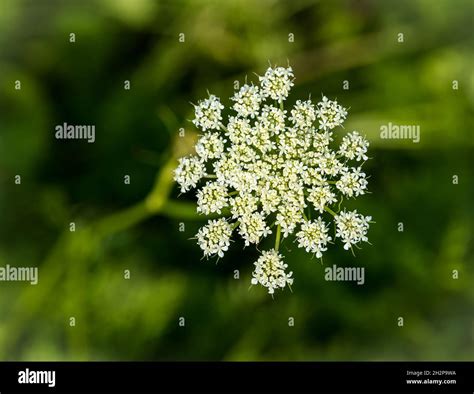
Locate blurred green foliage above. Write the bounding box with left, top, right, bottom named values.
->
left=0, top=0, right=473, bottom=360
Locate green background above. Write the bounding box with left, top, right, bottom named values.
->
left=0, top=0, right=473, bottom=360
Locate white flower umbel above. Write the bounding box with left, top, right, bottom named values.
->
left=335, top=210, right=371, bottom=251
left=316, top=95, right=348, bottom=130
left=336, top=167, right=368, bottom=198
left=196, top=218, right=232, bottom=258
left=259, top=105, right=286, bottom=135
left=290, top=100, right=317, bottom=129
left=229, top=192, right=258, bottom=219
left=339, top=131, right=369, bottom=161
left=195, top=132, right=226, bottom=161
left=192, top=94, right=224, bottom=131
left=173, top=155, right=206, bottom=193
left=307, top=185, right=337, bottom=213
left=231, top=84, right=262, bottom=118
left=251, top=249, right=293, bottom=295
left=238, top=212, right=271, bottom=246
left=196, top=182, right=228, bottom=215
left=259, top=66, right=294, bottom=102
left=175, top=64, right=373, bottom=295
left=296, top=218, right=332, bottom=258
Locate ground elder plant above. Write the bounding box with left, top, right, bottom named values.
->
left=174, top=64, right=372, bottom=295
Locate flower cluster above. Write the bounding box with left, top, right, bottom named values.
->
left=174, top=64, right=372, bottom=295
left=251, top=250, right=293, bottom=294
left=335, top=210, right=371, bottom=251
left=196, top=218, right=232, bottom=258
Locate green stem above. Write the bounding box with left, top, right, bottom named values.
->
left=145, top=158, right=176, bottom=213
left=161, top=201, right=228, bottom=220
left=337, top=195, right=344, bottom=212
left=302, top=210, right=308, bottom=221
left=274, top=224, right=282, bottom=251
left=324, top=206, right=337, bottom=217
left=95, top=202, right=150, bottom=236
left=205, top=174, right=217, bottom=179
left=4, top=154, right=179, bottom=357
left=219, top=123, right=229, bottom=133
